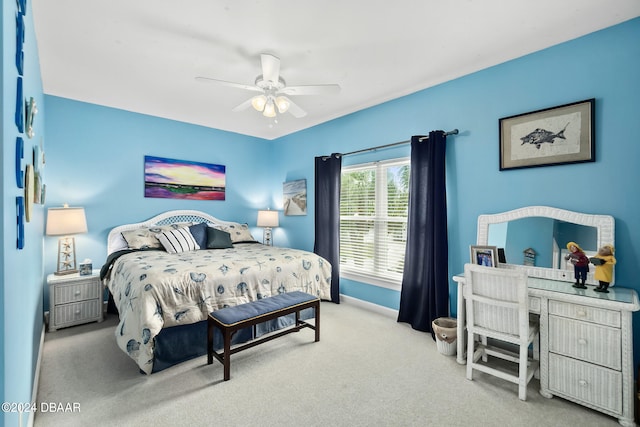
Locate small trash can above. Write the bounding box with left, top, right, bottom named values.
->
left=432, top=317, right=457, bottom=356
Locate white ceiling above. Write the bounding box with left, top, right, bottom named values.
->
left=32, top=1, right=640, bottom=140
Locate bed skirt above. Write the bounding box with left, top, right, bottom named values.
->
left=151, top=308, right=315, bottom=373
left=109, top=291, right=315, bottom=373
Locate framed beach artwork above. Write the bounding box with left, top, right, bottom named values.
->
left=283, top=179, right=307, bottom=216
left=144, top=155, right=226, bottom=200
left=499, top=99, right=595, bottom=170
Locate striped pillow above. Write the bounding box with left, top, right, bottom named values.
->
left=156, top=227, right=200, bottom=253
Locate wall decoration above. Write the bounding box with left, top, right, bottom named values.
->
left=15, top=10, right=25, bottom=75
left=144, top=155, right=226, bottom=200
left=283, top=179, right=307, bottom=216
left=16, top=196, right=25, bottom=250
left=17, top=0, right=27, bottom=16
left=25, top=97, right=37, bottom=138
left=499, top=98, right=595, bottom=170
left=40, top=184, right=46, bottom=204
left=33, top=144, right=45, bottom=204
left=33, top=144, right=42, bottom=172
left=24, top=164, right=34, bottom=222
left=470, top=245, right=498, bottom=267
left=15, top=137, right=24, bottom=188
left=34, top=172, right=42, bottom=204
left=15, top=76, right=24, bottom=132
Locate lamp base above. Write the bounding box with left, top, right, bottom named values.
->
left=263, top=227, right=273, bottom=246
left=55, top=236, right=78, bottom=275
left=54, top=269, right=78, bottom=276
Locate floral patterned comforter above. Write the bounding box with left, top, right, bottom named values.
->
left=104, top=243, right=332, bottom=373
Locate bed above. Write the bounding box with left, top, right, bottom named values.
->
left=101, top=210, right=332, bottom=374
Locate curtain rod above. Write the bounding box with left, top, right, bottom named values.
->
left=329, top=129, right=459, bottom=159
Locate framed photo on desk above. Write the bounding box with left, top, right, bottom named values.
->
left=470, top=245, right=498, bottom=267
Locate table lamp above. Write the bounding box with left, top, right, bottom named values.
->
left=257, top=209, right=279, bottom=246
left=46, top=205, right=88, bottom=275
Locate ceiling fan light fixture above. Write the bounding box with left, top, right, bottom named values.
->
left=251, top=95, right=267, bottom=112
left=275, top=96, right=290, bottom=114
left=198, top=54, right=338, bottom=120
left=263, top=99, right=277, bottom=117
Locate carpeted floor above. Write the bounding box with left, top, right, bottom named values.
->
left=34, top=301, right=620, bottom=427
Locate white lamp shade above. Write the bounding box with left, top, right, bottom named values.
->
left=257, top=210, right=279, bottom=228
left=251, top=95, right=267, bottom=112
left=275, top=96, right=290, bottom=113
left=262, top=100, right=277, bottom=118
left=46, top=207, right=88, bottom=235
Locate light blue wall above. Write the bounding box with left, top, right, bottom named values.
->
left=2, top=0, right=46, bottom=426
left=2, top=13, right=640, bottom=423
left=273, top=18, right=640, bottom=321
left=42, top=97, right=275, bottom=307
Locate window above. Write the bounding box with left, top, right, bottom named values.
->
left=340, top=158, right=410, bottom=288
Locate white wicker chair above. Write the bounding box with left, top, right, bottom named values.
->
left=464, top=263, right=540, bottom=401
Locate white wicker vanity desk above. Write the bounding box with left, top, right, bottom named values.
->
left=453, top=274, right=639, bottom=426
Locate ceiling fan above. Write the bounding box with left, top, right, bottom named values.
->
left=196, top=53, right=340, bottom=118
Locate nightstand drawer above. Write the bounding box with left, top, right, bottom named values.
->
left=549, top=300, right=620, bottom=327
left=549, top=353, right=622, bottom=415
left=53, top=280, right=100, bottom=305
left=549, top=315, right=621, bottom=369
left=53, top=299, right=102, bottom=326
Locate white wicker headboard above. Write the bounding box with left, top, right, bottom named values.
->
left=107, top=210, right=241, bottom=255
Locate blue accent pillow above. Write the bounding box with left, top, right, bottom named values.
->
left=188, top=222, right=208, bottom=248
left=206, top=227, right=233, bottom=249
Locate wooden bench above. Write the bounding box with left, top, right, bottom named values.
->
left=207, top=291, right=320, bottom=381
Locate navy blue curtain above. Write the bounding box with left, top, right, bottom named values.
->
left=314, top=154, right=341, bottom=303
left=397, top=131, right=449, bottom=334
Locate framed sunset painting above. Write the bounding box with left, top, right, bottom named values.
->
left=144, top=155, right=225, bottom=200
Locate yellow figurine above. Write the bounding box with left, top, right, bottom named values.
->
left=590, top=244, right=616, bottom=293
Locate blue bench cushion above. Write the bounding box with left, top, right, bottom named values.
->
left=211, top=291, right=319, bottom=327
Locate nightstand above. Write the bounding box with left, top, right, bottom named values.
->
left=47, top=270, right=103, bottom=331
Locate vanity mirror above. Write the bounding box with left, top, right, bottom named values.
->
left=476, top=206, right=614, bottom=285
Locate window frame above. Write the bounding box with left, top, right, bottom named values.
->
left=339, top=157, right=410, bottom=290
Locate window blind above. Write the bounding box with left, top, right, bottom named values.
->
left=340, top=158, right=409, bottom=284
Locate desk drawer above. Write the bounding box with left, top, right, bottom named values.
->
left=549, top=315, right=621, bottom=369
left=53, top=280, right=100, bottom=305
left=549, top=300, right=620, bottom=328
left=549, top=353, right=622, bottom=415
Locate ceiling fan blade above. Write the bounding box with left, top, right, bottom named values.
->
left=261, top=53, right=280, bottom=84
left=231, top=98, right=253, bottom=112
left=195, top=76, right=262, bottom=93
left=280, top=84, right=341, bottom=96
left=283, top=97, right=307, bottom=118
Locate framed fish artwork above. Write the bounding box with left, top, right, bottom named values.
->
left=499, top=98, right=595, bottom=170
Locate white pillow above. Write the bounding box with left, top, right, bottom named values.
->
left=216, top=222, right=258, bottom=243
left=121, top=223, right=193, bottom=249
left=156, top=227, right=200, bottom=254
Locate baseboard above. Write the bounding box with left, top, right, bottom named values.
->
left=24, top=323, right=45, bottom=427
left=339, top=294, right=398, bottom=319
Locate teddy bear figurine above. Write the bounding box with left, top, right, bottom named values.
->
left=590, top=244, right=616, bottom=293
left=565, top=241, right=589, bottom=289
